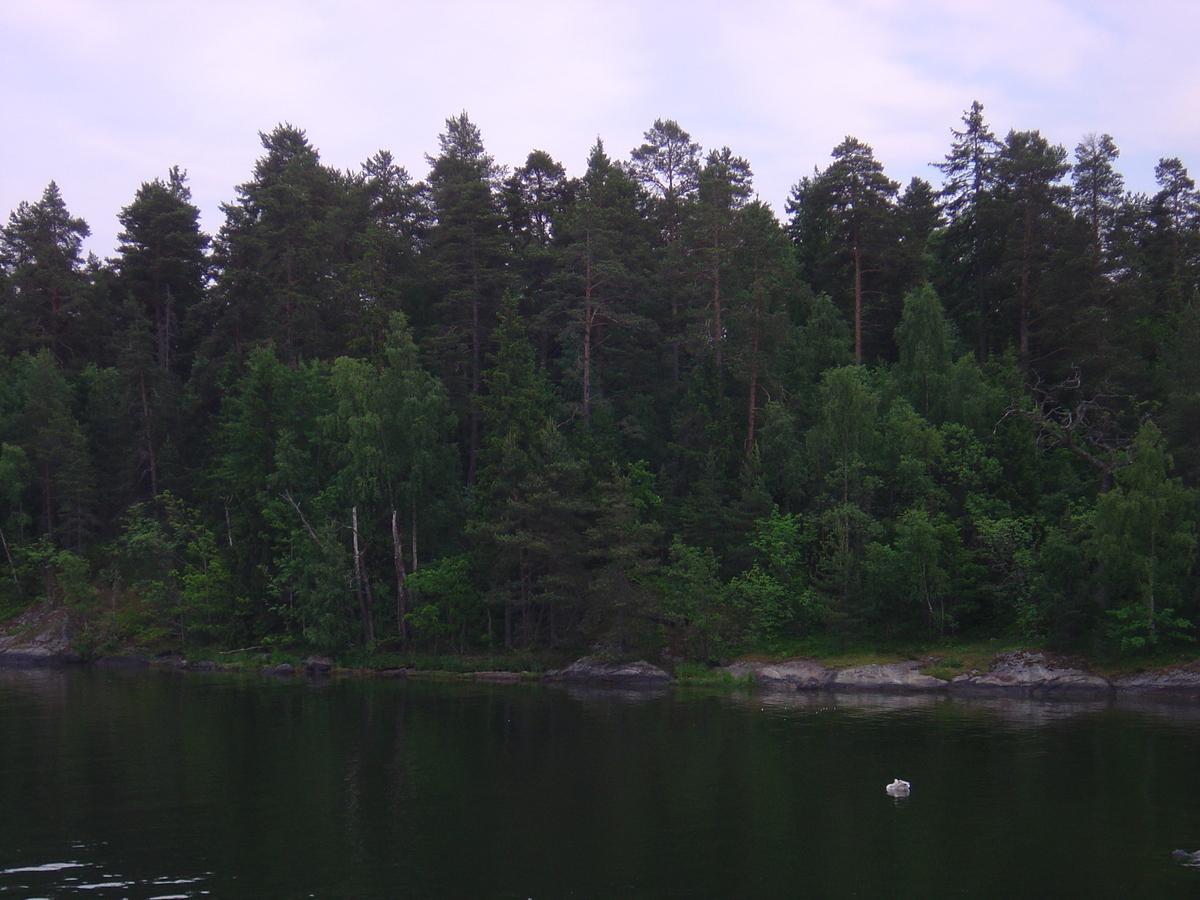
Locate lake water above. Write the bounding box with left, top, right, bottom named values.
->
left=2, top=668, right=1200, bottom=899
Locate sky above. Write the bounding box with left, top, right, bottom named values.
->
left=2, top=0, right=1199, bottom=258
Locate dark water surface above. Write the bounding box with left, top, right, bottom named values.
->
left=2, top=668, right=1200, bottom=899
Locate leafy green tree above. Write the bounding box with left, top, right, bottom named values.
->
left=327, top=315, right=457, bottom=644
left=805, top=365, right=882, bottom=630
left=584, top=463, right=663, bottom=650
left=893, top=284, right=957, bottom=421
left=1087, top=421, right=1197, bottom=650
left=19, top=351, right=96, bottom=551
left=658, top=537, right=727, bottom=659
left=112, top=492, right=235, bottom=648
left=212, top=346, right=344, bottom=641
left=868, top=508, right=959, bottom=637
left=729, top=508, right=821, bottom=641
left=0, top=443, right=31, bottom=601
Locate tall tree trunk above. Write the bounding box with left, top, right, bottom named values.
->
left=1019, top=203, right=1032, bottom=359
left=411, top=504, right=418, bottom=573
left=853, top=234, right=863, bottom=365
left=745, top=327, right=760, bottom=453
left=392, top=509, right=408, bottom=645
left=138, top=369, right=157, bottom=497
left=351, top=505, right=374, bottom=644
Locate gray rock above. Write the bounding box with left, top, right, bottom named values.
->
left=187, top=660, right=220, bottom=672
left=0, top=602, right=82, bottom=666
left=721, top=661, right=766, bottom=680
left=261, top=663, right=295, bottom=677
left=1113, top=669, right=1200, bottom=694
left=303, top=655, right=334, bottom=675
left=753, top=660, right=831, bottom=690
left=549, top=658, right=673, bottom=685
left=950, top=651, right=1112, bottom=695
left=0, top=647, right=83, bottom=667
left=474, top=671, right=522, bottom=683
left=830, top=661, right=949, bottom=692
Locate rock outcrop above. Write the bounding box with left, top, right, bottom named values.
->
left=728, top=658, right=948, bottom=692
left=0, top=603, right=82, bottom=666
left=831, top=661, right=949, bottom=691
left=726, top=652, right=1115, bottom=695
left=1112, top=668, right=1200, bottom=695
left=303, top=655, right=334, bottom=675
left=746, top=659, right=831, bottom=690
left=548, top=658, right=673, bottom=685
left=949, top=652, right=1112, bottom=695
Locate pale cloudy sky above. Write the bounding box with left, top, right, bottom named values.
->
left=2, top=0, right=1198, bottom=257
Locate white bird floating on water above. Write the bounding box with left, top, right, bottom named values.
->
left=886, top=779, right=911, bottom=797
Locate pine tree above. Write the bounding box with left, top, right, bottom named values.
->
left=0, top=183, right=92, bottom=363
left=993, top=130, right=1071, bottom=361
left=790, top=138, right=899, bottom=364
left=692, top=146, right=753, bottom=370
left=116, top=167, right=209, bottom=375
left=207, top=125, right=356, bottom=365
left=933, top=102, right=1002, bottom=360
left=551, top=141, right=649, bottom=424
left=424, top=113, right=510, bottom=485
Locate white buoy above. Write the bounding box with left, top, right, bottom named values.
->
left=886, top=779, right=911, bottom=797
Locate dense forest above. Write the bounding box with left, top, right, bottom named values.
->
left=1, top=102, right=1197, bottom=660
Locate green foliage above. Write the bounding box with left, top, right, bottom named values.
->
left=1087, top=421, right=1198, bottom=652
left=658, top=538, right=730, bottom=660
left=405, top=555, right=477, bottom=651
left=111, top=492, right=236, bottom=648
left=2, top=114, right=1200, bottom=665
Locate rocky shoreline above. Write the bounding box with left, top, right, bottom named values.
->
left=724, top=651, right=1200, bottom=697
left=4, top=603, right=1200, bottom=697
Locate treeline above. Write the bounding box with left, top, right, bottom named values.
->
left=0, top=103, right=1198, bottom=658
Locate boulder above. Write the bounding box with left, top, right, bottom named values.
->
left=549, top=658, right=673, bottom=685
left=829, top=661, right=949, bottom=692
left=261, top=663, right=295, bottom=677
left=303, top=655, right=334, bottom=675
left=950, top=651, right=1112, bottom=695
left=752, top=660, right=832, bottom=690
left=0, top=602, right=82, bottom=666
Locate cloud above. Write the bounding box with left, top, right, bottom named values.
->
left=2, top=0, right=1198, bottom=256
